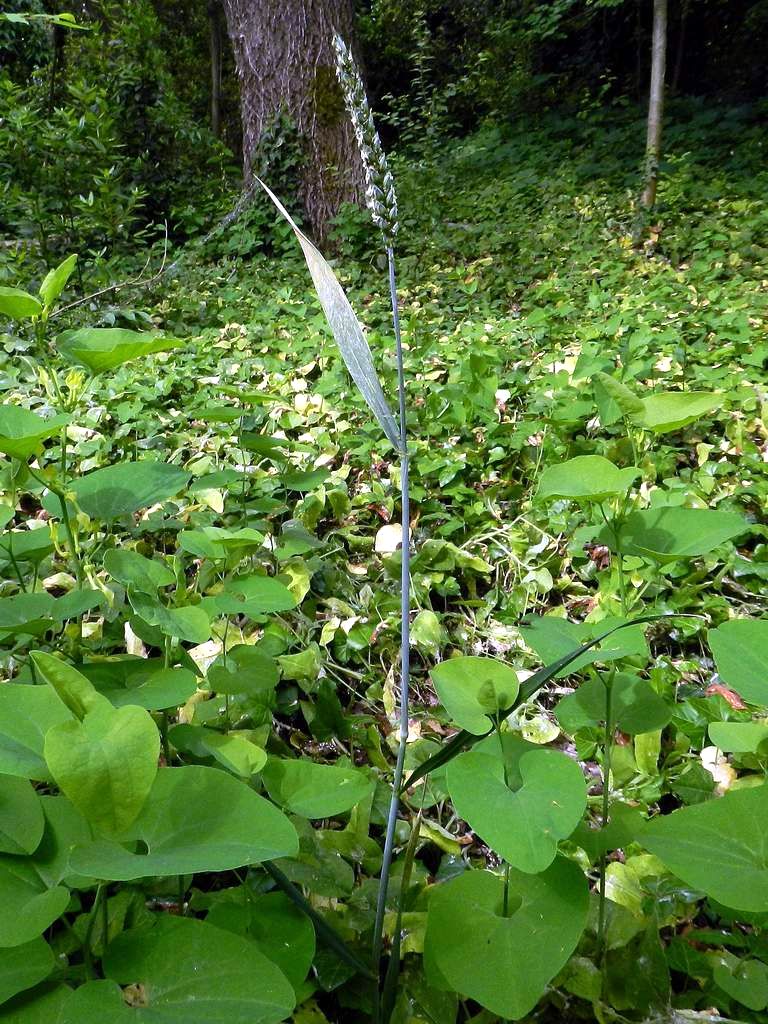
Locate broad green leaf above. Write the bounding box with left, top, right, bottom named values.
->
left=411, top=609, right=444, bottom=656
left=537, top=455, right=639, bottom=502
left=0, top=288, right=42, bottom=321
left=56, top=328, right=184, bottom=373
left=633, top=391, right=720, bottom=434
left=30, top=652, right=109, bottom=720
left=258, top=179, right=400, bottom=449
left=31, top=796, right=93, bottom=890
left=51, top=460, right=190, bottom=521
left=100, top=915, right=295, bottom=1023
left=69, top=765, right=298, bottom=880
left=206, top=892, right=315, bottom=994
left=712, top=954, right=768, bottom=1011
left=261, top=758, right=371, bottom=818
left=709, top=619, right=768, bottom=705
left=178, top=527, right=264, bottom=560
left=0, top=594, right=55, bottom=636
left=128, top=592, right=211, bottom=643
left=206, top=647, right=279, bottom=696
left=709, top=722, right=768, bottom=753
left=103, top=549, right=175, bottom=593
left=44, top=703, right=159, bottom=836
left=203, top=575, right=297, bottom=619
left=424, top=860, right=589, bottom=1019
left=38, top=254, right=77, bottom=309
left=610, top=506, right=748, bottom=562
left=0, top=938, right=55, bottom=1005
left=0, top=776, right=45, bottom=855
left=556, top=674, right=671, bottom=735
left=0, top=407, right=69, bottom=461
left=225, top=574, right=298, bottom=612
left=642, top=785, right=768, bottom=911
left=0, top=984, right=69, bottom=1022
left=0, top=686, right=72, bottom=780
left=85, top=663, right=198, bottom=711
left=521, top=616, right=648, bottom=677
left=0, top=857, right=69, bottom=947
left=446, top=743, right=586, bottom=873
left=170, top=725, right=267, bottom=777
left=0, top=528, right=53, bottom=567
left=594, top=372, right=644, bottom=419
left=404, top=615, right=673, bottom=791
left=430, top=656, right=520, bottom=735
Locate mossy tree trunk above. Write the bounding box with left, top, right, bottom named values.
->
left=220, top=0, right=364, bottom=242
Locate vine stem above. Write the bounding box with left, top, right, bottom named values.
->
left=372, top=248, right=410, bottom=995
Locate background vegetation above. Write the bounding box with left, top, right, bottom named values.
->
left=0, top=1, right=767, bottom=1022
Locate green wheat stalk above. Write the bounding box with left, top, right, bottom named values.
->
left=333, top=31, right=410, bottom=1009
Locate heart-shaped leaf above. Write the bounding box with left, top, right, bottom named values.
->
left=537, top=455, right=640, bottom=502
left=45, top=461, right=190, bottom=521
left=98, top=914, right=295, bottom=1023
left=556, top=674, right=671, bottom=735
left=0, top=775, right=45, bottom=855
left=445, top=744, right=586, bottom=873
left=642, top=785, right=768, bottom=911
left=261, top=757, right=372, bottom=818
left=424, top=860, right=589, bottom=1019
left=69, top=765, right=298, bottom=880
left=44, top=703, right=159, bottom=836
left=203, top=575, right=297, bottom=619
left=0, top=407, right=69, bottom=461
left=56, top=327, right=184, bottom=373
left=709, top=619, right=768, bottom=705
left=430, top=656, right=520, bottom=735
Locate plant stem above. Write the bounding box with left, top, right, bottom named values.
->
left=596, top=670, right=615, bottom=957
left=372, top=248, right=410, bottom=993
left=161, top=636, right=172, bottom=764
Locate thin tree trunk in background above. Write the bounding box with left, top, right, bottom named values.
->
left=47, top=24, right=66, bottom=112
left=640, top=0, right=667, bottom=210
left=208, top=0, right=222, bottom=138
left=671, top=0, right=690, bottom=94
left=220, top=0, right=364, bottom=242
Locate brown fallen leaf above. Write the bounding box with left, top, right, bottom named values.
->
left=705, top=683, right=747, bottom=710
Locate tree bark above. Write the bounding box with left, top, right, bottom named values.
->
left=220, top=0, right=364, bottom=242
left=640, top=0, right=667, bottom=211
left=208, top=0, right=223, bottom=138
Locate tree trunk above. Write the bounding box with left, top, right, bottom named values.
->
left=208, top=0, right=223, bottom=138
left=220, top=0, right=364, bottom=242
left=671, top=0, right=690, bottom=94
left=640, top=0, right=667, bottom=211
